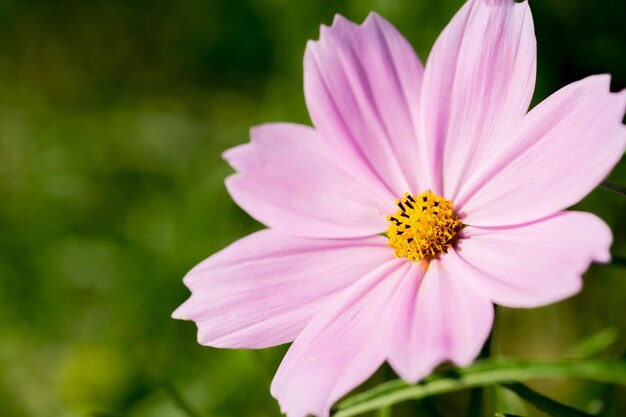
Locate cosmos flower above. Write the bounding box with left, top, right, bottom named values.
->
left=173, top=0, right=626, bottom=415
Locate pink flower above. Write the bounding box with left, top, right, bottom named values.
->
left=173, top=0, right=626, bottom=416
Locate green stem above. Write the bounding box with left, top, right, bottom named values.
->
left=501, top=382, right=593, bottom=417
left=600, top=180, right=626, bottom=197
left=376, top=406, right=391, bottom=417
left=466, top=312, right=495, bottom=417
left=333, top=358, right=626, bottom=417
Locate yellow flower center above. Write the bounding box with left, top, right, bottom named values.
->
left=386, top=191, right=462, bottom=262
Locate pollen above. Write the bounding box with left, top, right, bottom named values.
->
left=386, top=191, right=462, bottom=263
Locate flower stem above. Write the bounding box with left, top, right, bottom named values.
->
left=335, top=358, right=626, bottom=417
left=466, top=308, right=495, bottom=417
left=600, top=180, right=626, bottom=197
left=501, top=382, right=593, bottom=417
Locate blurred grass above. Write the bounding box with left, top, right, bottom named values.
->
left=0, top=0, right=624, bottom=416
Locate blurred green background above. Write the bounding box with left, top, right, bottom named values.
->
left=0, top=0, right=624, bottom=416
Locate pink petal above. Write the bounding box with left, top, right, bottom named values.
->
left=173, top=230, right=393, bottom=348
left=458, top=75, right=626, bottom=226
left=271, top=260, right=410, bottom=417
left=451, top=211, right=612, bottom=308
left=388, top=260, right=494, bottom=383
left=304, top=13, right=426, bottom=197
left=420, top=0, right=536, bottom=196
left=224, top=123, right=393, bottom=238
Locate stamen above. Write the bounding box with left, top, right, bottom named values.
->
left=386, top=191, right=462, bottom=263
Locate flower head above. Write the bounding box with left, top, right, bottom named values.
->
left=173, top=1, right=626, bottom=416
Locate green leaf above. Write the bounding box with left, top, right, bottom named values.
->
left=487, top=384, right=528, bottom=416
left=502, top=382, right=593, bottom=417
left=333, top=358, right=626, bottom=417
left=568, top=328, right=619, bottom=358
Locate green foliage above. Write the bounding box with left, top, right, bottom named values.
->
left=501, top=382, right=593, bottom=417
left=335, top=358, right=626, bottom=417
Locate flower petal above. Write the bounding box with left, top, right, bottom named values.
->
left=451, top=211, right=612, bottom=308
left=224, top=123, right=393, bottom=238
left=420, top=0, right=536, bottom=196
left=304, top=13, right=425, bottom=196
left=458, top=75, right=626, bottom=226
left=388, top=260, right=494, bottom=383
left=173, top=230, right=393, bottom=348
left=271, top=259, right=410, bottom=417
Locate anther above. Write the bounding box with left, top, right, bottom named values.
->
left=386, top=191, right=462, bottom=263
